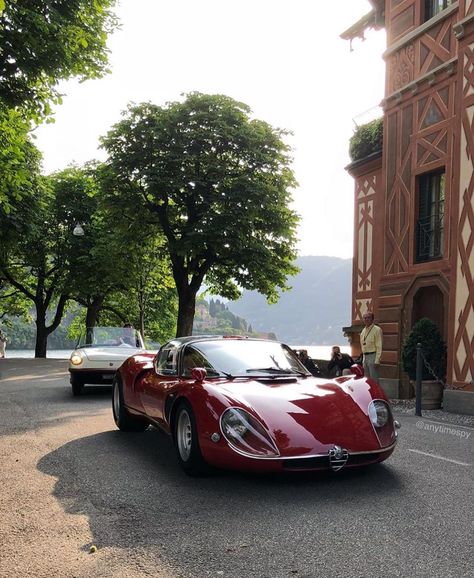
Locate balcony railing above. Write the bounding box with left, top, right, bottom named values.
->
left=352, top=105, right=383, bottom=128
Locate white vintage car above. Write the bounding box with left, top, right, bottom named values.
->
left=68, top=326, right=147, bottom=396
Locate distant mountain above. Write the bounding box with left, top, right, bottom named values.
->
left=227, top=256, right=352, bottom=345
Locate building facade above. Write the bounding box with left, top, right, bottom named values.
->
left=343, top=0, right=474, bottom=398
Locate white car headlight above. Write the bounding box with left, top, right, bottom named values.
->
left=368, top=400, right=390, bottom=427
left=70, top=352, right=84, bottom=366
left=220, top=408, right=279, bottom=458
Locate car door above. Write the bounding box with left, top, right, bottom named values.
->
left=140, top=344, right=180, bottom=427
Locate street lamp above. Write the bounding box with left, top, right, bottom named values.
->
left=73, top=223, right=85, bottom=237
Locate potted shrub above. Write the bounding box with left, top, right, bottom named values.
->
left=349, top=117, right=383, bottom=162
left=401, top=318, right=447, bottom=409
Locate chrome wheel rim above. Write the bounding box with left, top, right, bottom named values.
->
left=177, top=409, right=192, bottom=461
left=113, top=381, right=120, bottom=420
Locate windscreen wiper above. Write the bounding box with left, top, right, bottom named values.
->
left=245, top=367, right=307, bottom=376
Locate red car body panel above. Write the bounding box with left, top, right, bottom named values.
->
left=117, top=346, right=397, bottom=473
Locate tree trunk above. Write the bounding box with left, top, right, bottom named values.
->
left=85, top=301, right=101, bottom=329
left=35, top=306, right=48, bottom=358
left=139, top=309, right=145, bottom=341
left=85, top=297, right=102, bottom=343
left=138, top=283, right=146, bottom=340
left=176, top=290, right=196, bottom=337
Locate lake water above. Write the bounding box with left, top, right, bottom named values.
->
left=5, top=350, right=73, bottom=359
left=5, top=345, right=351, bottom=361
left=291, top=345, right=351, bottom=360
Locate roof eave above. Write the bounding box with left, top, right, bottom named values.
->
left=340, top=2, right=385, bottom=42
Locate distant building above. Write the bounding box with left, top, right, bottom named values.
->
left=342, top=1, right=474, bottom=398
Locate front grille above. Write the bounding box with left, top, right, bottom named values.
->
left=282, top=451, right=388, bottom=471
left=282, top=456, right=329, bottom=470
left=347, top=452, right=386, bottom=466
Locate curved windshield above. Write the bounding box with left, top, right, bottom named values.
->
left=188, top=340, right=309, bottom=377
left=77, top=327, right=144, bottom=348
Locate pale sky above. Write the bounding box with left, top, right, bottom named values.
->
left=35, top=0, right=386, bottom=258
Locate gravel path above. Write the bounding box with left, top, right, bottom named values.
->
left=390, top=399, right=474, bottom=427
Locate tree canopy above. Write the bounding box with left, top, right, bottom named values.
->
left=0, top=2, right=182, bottom=354
left=0, top=107, right=41, bottom=212
left=102, top=92, right=299, bottom=336
left=0, top=0, right=118, bottom=118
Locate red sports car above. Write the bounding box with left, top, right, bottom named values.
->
left=112, top=336, right=399, bottom=475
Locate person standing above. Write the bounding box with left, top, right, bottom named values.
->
left=0, top=327, right=8, bottom=358
left=360, top=312, right=383, bottom=383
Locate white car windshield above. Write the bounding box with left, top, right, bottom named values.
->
left=77, top=327, right=144, bottom=348
left=187, top=340, right=309, bottom=377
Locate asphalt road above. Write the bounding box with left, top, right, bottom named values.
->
left=0, top=359, right=473, bottom=578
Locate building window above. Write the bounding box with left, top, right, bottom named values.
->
left=424, top=1, right=451, bottom=22
left=416, top=171, right=445, bottom=262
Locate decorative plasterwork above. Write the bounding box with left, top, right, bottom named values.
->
left=385, top=58, right=458, bottom=106
left=354, top=298, right=373, bottom=322
left=357, top=199, right=374, bottom=292
left=354, top=175, right=376, bottom=322
left=384, top=2, right=459, bottom=58
left=387, top=10, right=456, bottom=96
left=390, top=44, right=415, bottom=91
left=453, top=43, right=474, bottom=384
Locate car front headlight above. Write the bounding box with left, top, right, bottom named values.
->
left=70, top=352, right=84, bottom=366
left=220, top=408, right=279, bottom=458
left=368, top=400, right=390, bottom=427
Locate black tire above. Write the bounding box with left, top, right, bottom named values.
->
left=172, top=400, right=210, bottom=476
left=112, top=375, right=148, bottom=432
left=71, top=374, right=84, bottom=397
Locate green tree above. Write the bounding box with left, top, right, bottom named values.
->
left=102, top=93, right=299, bottom=337
left=50, top=166, right=128, bottom=332
left=46, top=165, right=177, bottom=345
left=0, top=177, right=70, bottom=357
left=209, top=298, right=217, bottom=317
left=0, top=277, right=31, bottom=321
left=0, top=0, right=118, bottom=118
left=0, top=107, right=40, bottom=212
left=92, top=230, right=178, bottom=344
left=126, top=243, right=177, bottom=342
left=0, top=0, right=118, bottom=213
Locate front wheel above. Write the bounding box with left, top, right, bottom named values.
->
left=173, top=401, right=210, bottom=476
left=112, top=376, right=148, bottom=432
left=71, top=374, right=84, bottom=396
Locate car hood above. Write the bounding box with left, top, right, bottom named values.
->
left=212, top=376, right=388, bottom=455
left=81, top=347, right=146, bottom=361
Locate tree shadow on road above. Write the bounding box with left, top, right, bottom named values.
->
left=37, top=427, right=404, bottom=577
left=0, top=371, right=113, bottom=436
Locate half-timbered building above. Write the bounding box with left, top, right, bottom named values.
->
left=342, top=0, right=474, bottom=405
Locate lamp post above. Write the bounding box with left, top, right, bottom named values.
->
left=73, top=223, right=85, bottom=237
left=415, top=343, right=422, bottom=417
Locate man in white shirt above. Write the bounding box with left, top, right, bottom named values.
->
left=0, top=328, right=7, bottom=358
left=360, top=312, right=383, bottom=383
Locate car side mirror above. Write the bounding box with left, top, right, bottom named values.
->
left=191, top=367, right=207, bottom=382
left=350, top=364, right=364, bottom=378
